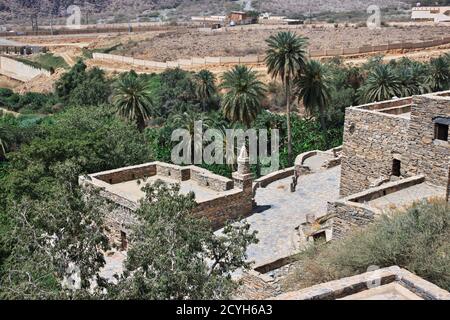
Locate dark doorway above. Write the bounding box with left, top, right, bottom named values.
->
left=120, top=231, right=128, bottom=251
left=392, top=159, right=401, bottom=177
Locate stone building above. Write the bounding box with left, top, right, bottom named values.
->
left=79, top=146, right=254, bottom=249
left=328, top=91, right=450, bottom=238
left=340, top=91, right=449, bottom=196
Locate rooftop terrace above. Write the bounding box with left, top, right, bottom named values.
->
left=79, top=161, right=239, bottom=210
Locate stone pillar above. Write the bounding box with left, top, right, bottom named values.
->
left=232, top=145, right=253, bottom=192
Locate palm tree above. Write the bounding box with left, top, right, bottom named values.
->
left=265, top=31, right=308, bottom=165
left=193, top=70, right=217, bottom=112
left=113, top=72, right=154, bottom=132
left=220, top=65, right=266, bottom=128
left=396, top=65, right=430, bottom=97
left=294, top=60, right=331, bottom=134
left=171, top=109, right=212, bottom=164
left=358, top=64, right=403, bottom=104
left=426, top=57, right=450, bottom=92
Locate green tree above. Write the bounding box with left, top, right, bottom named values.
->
left=358, top=64, right=403, bottom=103
left=220, top=65, right=266, bottom=128
left=113, top=71, right=155, bottom=132
left=193, top=70, right=217, bottom=112
left=55, top=60, right=111, bottom=107
left=0, top=165, right=109, bottom=299
left=110, top=181, right=258, bottom=300
left=294, top=60, right=331, bottom=135
left=3, top=106, right=150, bottom=202
left=265, top=31, right=308, bottom=165
left=426, top=57, right=450, bottom=92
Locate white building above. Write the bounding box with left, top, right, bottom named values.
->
left=411, top=6, right=450, bottom=22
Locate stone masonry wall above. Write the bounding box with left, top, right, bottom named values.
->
left=327, top=201, right=377, bottom=240
left=195, top=189, right=254, bottom=230
left=404, top=95, right=450, bottom=188
left=340, top=108, right=410, bottom=196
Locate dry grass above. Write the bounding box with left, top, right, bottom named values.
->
left=111, top=25, right=450, bottom=61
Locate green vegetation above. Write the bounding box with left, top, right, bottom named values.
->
left=265, top=31, right=308, bottom=165
left=109, top=181, right=257, bottom=299
left=220, top=65, right=266, bottom=127
left=0, top=88, right=57, bottom=114
left=0, top=32, right=449, bottom=299
left=113, top=71, right=155, bottom=132
left=283, top=200, right=450, bottom=292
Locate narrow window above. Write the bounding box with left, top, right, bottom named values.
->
left=392, top=159, right=401, bottom=177
left=435, top=123, right=448, bottom=141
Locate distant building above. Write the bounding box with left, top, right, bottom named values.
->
left=228, top=11, right=255, bottom=26
left=411, top=6, right=450, bottom=22
left=191, top=15, right=226, bottom=28
left=0, top=38, right=45, bottom=55
left=258, top=13, right=303, bottom=25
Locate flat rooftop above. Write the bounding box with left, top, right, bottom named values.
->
left=106, top=175, right=233, bottom=203
left=340, top=282, right=422, bottom=300
left=367, top=182, right=446, bottom=211
left=272, top=266, right=450, bottom=300
left=79, top=162, right=239, bottom=209
left=353, top=91, right=450, bottom=119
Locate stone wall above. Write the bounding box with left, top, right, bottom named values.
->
left=340, top=106, right=410, bottom=196
left=80, top=161, right=253, bottom=237
left=95, top=163, right=157, bottom=184
left=327, top=201, right=378, bottom=240
left=329, top=175, right=426, bottom=239
left=195, top=189, right=254, bottom=230
left=404, top=95, right=450, bottom=188
left=271, top=266, right=450, bottom=300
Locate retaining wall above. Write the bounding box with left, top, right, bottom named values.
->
left=0, top=56, right=50, bottom=81
left=93, top=36, right=450, bottom=71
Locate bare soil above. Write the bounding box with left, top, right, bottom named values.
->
left=111, top=25, right=450, bottom=61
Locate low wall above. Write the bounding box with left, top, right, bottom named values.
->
left=253, top=166, right=295, bottom=190
left=93, top=36, right=450, bottom=71
left=271, top=266, right=450, bottom=300
left=79, top=161, right=252, bottom=233
left=346, top=175, right=425, bottom=204
left=93, top=52, right=264, bottom=71
left=0, top=56, right=50, bottom=81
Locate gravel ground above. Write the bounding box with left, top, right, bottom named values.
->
left=115, top=25, right=450, bottom=61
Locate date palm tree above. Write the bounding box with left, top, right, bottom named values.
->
left=113, top=72, right=154, bottom=132
left=265, top=31, right=308, bottom=165
left=171, top=109, right=212, bottom=164
left=294, top=60, right=331, bottom=135
left=193, top=70, right=217, bottom=112
left=426, top=57, right=450, bottom=92
left=358, top=64, right=403, bottom=104
left=220, top=65, right=266, bottom=128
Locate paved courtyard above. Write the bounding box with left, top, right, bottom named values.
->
left=242, top=166, right=341, bottom=268
left=102, top=165, right=341, bottom=279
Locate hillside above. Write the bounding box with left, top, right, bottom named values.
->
left=0, top=0, right=419, bottom=27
